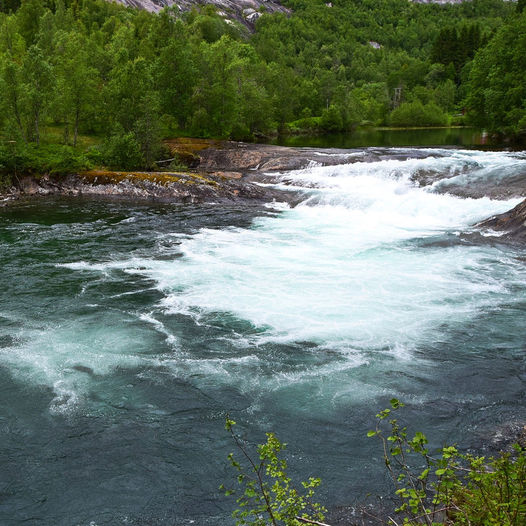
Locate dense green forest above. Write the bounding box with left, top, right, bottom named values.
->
left=0, top=0, right=524, bottom=175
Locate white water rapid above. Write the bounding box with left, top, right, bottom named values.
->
left=2, top=147, right=526, bottom=526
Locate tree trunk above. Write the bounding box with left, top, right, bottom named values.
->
left=34, top=109, right=40, bottom=145
left=74, top=106, right=80, bottom=147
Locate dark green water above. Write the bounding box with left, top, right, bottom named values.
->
left=269, top=127, right=496, bottom=149
left=1, top=146, right=526, bottom=525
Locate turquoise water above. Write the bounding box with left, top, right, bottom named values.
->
left=1, top=148, right=526, bottom=525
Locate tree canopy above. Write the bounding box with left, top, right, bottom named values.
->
left=0, top=0, right=521, bottom=174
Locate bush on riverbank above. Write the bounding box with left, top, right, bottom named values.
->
left=224, top=400, right=526, bottom=525
left=0, top=143, right=92, bottom=180
left=369, top=399, right=526, bottom=526
left=389, top=101, right=449, bottom=128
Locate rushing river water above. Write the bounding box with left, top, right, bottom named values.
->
left=1, top=147, right=526, bottom=525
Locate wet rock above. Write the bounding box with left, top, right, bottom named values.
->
left=477, top=198, right=526, bottom=240
left=18, top=176, right=43, bottom=195
left=209, top=171, right=243, bottom=179
left=1, top=166, right=288, bottom=205
left=195, top=140, right=355, bottom=172
left=488, top=421, right=526, bottom=452
left=71, top=365, right=95, bottom=375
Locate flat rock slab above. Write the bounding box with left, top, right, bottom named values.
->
left=1, top=167, right=287, bottom=205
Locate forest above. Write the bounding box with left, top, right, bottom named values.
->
left=0, top=0, right=524, bottom=175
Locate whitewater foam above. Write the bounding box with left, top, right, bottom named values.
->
left=62, top=151, right=523, bottom=353
left=6, top=148, right=526, bottom=409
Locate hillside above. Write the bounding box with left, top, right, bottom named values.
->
left=112, top=0, right=289, bottom=26
left=110, top=0, right=472, bottom=26
left=0, top=0, right=520, bottom=162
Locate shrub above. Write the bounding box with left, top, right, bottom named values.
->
left=222, top=419, right=327, bottom=526
left=368, top=399, right=526, bottom=525
left=287, top=116, right=322, bottom=134
left=0, top=142, right=91, bottom=177
left=320, top=105, right=344, bottom=132
left=101, top=131, right=145, bottom=170
left=389, top=101, right=448, bottom=127
left=225, top=402, right=526, bottom=526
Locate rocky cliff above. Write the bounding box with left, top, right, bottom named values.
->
left=110, top=0, right=476, bottom=28
left=112, top=0, right=289, bottom=27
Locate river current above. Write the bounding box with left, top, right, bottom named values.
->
left=1, top=147, right=526, bottom=525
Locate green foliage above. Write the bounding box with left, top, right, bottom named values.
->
left=389, top=101, right=448, bottom=127
left=430, top=24, right=483, bottom=83
left=320, top=105, right=344, bottom=133
left=368, top=399, right=526, bottom=525
left=0, top=0, right=519, bottom=174
left=100, top=130, right=144, bottom=170
left=0, top=141, right=91, bottom=176
left=433, top=80, right=456, bottom=113
left=287, top=116, right=322, bottom=134
left=222, top=419, right=326, bottom=526
left=223, top=402, right=526, bottom=526
left=53, top=31, right=98, bottom=147
left=466, top=12, right=526, bottom=137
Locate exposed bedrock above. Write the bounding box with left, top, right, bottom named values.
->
left=477, top=198, right=526, bottom=241
left=3, top=169, right=283, bottom=204
left=112, top=0, right=289, bottom=28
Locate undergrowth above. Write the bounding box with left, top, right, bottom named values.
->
left=224, top=401, right=526, bottom=525
left=0, top=142, right=92, bottom=179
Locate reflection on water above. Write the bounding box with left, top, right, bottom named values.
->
left=267, top=127, right=498, bottom=149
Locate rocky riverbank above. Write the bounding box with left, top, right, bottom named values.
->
left=3, top=139, right=526, bottom=241
left=1, top=165, right=284, bottom=206
left=0, top=139, right=357, bottom=206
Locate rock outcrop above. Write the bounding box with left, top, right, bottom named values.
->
left=477, top=198, right=526, bottom=241
left=166, top=137, right=356, bottom=173
left=113, top=0, right=289, bottom=27
left=109, top=0, right=472, bottom=28
left=0, top=140, right=366, bottom=206
left=3, top=169, right=282, bottom=205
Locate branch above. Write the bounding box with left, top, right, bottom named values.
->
left=295, top=516, right=332, bottom=526
left=228, top=426, right=279, bottom=526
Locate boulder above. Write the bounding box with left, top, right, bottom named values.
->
left=477, top=198, right=526, bottom=240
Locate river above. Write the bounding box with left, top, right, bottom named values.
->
left=1, top=141, right=526, bottom=525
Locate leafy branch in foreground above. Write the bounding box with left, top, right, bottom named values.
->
left=221, top=418, right=328, bottom=526
left=367, top=399, right=526, bottom=526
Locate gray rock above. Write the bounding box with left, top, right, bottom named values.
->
left=111, top=0, right=289, bottom=28
left=477, top=198, right=526, bottom=241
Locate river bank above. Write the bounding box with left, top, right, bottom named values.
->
left=0, top=140, right=342, bottom=204
left=3, top=139, right=526, bottom=242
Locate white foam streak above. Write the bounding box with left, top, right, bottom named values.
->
left=0, top=316, right=154, bottom=414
